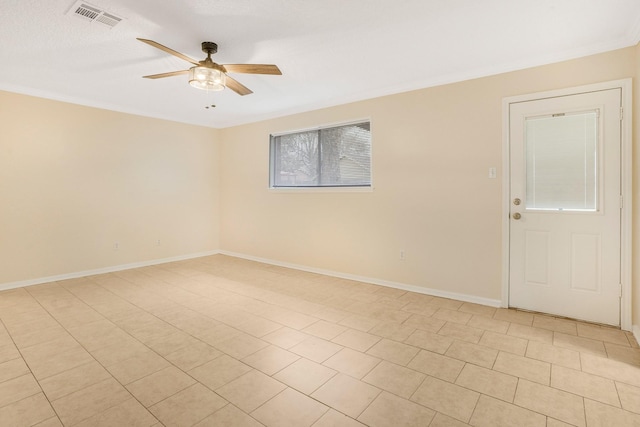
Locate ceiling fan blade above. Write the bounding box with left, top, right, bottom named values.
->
left=225, top=75, right=253, bottom=96
left=137, top=38, right=199, bottom=66
left=142, top=70, right=190, bottom=79
left=223, top=64, right=282, bottom=75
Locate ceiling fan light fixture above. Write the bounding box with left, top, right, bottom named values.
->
left=138, top=38, right=278, bottom=95
left=188, top=66, right=226, bottom=91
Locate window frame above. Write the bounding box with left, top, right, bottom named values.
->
left=268, top=119, right=373, bottom=191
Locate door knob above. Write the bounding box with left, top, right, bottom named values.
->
left=513, top=198, right=521, bottom=206
left=512, top=212, right=521, bottom=220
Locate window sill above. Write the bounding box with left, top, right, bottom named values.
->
left=268, top=186, right=374, bottom=193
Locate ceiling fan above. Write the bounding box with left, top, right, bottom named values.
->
left=137, top=38, right=282, bottom=96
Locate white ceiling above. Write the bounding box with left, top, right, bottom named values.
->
left=1, top=1, right=639, bottom=128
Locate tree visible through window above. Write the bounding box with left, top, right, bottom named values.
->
left=270, top=121, right=371, bottom=187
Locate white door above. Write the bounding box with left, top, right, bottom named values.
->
left=509, top=88, right=622, bottom=326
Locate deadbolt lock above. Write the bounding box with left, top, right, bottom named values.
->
left=513, top=198, right=521, bottom=206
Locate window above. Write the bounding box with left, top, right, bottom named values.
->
left=525, top=111, right=598, bottom=211
left=270, top=121, right=371, bottom=188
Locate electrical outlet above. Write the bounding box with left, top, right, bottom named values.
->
left=400, top=250, right=405, bottom=261
left=156, top=239, right=161, bottom=246
left=114, top=242, right=119, bottom=250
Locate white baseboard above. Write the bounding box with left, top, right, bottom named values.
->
left=0, top=250, right=220, bottom=292
left=1, top=249, right=502, bottom=309
left=218, top=250, right=502, bottom=308
left=3, top=250, right=631, bottom=330
left=633, top=324, right=640, bottom=345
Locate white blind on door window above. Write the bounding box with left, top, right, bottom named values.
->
left=525, top=111, right=598, bottom=211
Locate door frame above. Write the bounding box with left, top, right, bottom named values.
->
left=501, top=79, right=633, bottom=330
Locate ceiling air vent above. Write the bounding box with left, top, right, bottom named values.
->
left=67, top=1, right=123, bottom=28
left=95, top=12, right=122, bottom=27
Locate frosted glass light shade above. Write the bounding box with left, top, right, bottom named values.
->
left=188, top=66, right=226, bottom=91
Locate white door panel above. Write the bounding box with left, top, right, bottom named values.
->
left=509, top=89, right=621, bottom=326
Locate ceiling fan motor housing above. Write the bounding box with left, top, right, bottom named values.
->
left=202, top=42, right=218, bottom=55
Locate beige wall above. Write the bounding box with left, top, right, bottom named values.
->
left=635, top=43, right=640, bottom=329
left=219, top=46, right=637, bottom=306
left=1, top=45, right=638, bottom=327
left=0, top=91, right=220, bottom=285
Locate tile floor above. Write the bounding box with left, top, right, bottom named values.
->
left=0, top=254, right=639, bottom=426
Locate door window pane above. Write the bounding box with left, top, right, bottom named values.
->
left=525, top=111, right=598, bottom=211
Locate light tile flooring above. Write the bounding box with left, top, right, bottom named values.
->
left=1, top=255, right=639, bottom=426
